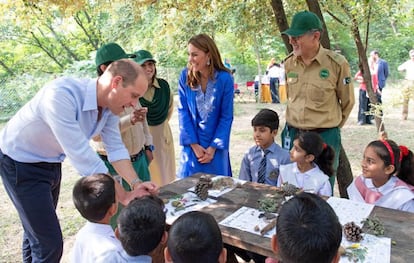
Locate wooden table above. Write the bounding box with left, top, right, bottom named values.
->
left=158, top=174, right=414, bottom=263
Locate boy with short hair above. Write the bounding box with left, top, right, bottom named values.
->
left=71, top=173, right=122, bottom=263
left=164, top=211, right=227, bottom=263
left=270, top=192, right=342, bottom=263
left=239, top=108, right=291, bottom=185
left=114, top=195, right=168, bottom=262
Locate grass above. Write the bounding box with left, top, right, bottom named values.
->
left=1, top=83, right=414, bottom=262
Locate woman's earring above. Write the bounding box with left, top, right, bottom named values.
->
left=207, top=59, right=210, bottom=66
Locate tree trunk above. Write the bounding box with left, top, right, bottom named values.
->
left=0, top=60, right=14, bottom=75
left=306, top=0, right=330, bottom=49
left=270, top=0, right=291, bottom=53
left=345, top=4, right=385, bottom=133
left=74, top=11, right=100, bottom=50
left=337, top=144, right=354, bottom=198
left=30, top=31, right=65, bottom=69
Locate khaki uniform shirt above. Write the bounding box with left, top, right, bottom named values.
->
left=91, top=101, right=152, bottom=157
left=284, top=45, right=354, bottom=129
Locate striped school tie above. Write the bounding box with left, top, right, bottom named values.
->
left=257, top=149, right=270, bottom=184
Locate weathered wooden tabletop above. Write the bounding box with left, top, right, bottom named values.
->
left=158, top=174, right=414, bottom=262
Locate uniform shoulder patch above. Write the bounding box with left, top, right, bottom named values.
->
left=326, top=50, right=346, bottom=65
left=282, top=52, right=295, bottom=63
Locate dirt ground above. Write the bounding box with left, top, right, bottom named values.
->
left=1, top=83, right=414, bottom=262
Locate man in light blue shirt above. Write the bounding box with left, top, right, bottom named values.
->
left=0, top=59, right=158, bottom=263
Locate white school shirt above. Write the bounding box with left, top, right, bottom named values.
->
left=277, top=162, right=332, bottom=196
left=347, top=175, right=414, bottom=213
left=71, top=221, right=123, bottom=263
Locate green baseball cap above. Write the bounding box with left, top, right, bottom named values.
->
left=133, top=50, right=156, bottom=65
left=282, top=11, right=323, bottom=37
left=95, top=43, right=135, bottom=67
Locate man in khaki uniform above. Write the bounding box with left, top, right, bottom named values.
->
left=280, top=11, right=355, bottom=191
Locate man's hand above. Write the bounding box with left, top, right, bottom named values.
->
left=123, top=181, right=159, bottom=205
left=130, top=107, right=148, bottom=125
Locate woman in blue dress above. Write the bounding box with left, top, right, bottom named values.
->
left=177, top=33, right=234, bottom=178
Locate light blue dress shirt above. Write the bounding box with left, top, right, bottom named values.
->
left=239, top=142, right=291, bottom=186
left=0, top=76, right=129, bottom=176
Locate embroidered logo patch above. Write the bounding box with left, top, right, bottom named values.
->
left=320, top=69, right=329, bottom=79
left=287, top=72, right=298, bottom=78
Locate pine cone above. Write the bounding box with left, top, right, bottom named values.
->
left=343, top=221, right=364, bottom=242
left=195, top=182, right=209, bottom=200
left=199, top=175, right=213, bottom=188
left=280, top=182, right=300, bottom=196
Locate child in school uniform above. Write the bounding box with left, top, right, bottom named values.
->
left=164, top=211, right=227, bottom=263
left=113, top=195, right=168, bottom=262
left=71, top=173, right=122, bottom=263
left=239, top=108, right=290, bottom=185
left=347, top=139, right=414, bottom=213
left=267, top=192, right=342, bottom=263
left=277, top=131, right=335, bottom=196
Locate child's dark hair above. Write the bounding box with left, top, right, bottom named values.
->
left=276, top=192, right=342, bottom=263
left=167, top=211, right=223, bottom=263
left=251, top=108, right=280, bottom=131
left=295, top=132, right=335, bottom=176
left=72, top=173, right=115, bottom=223
left=117, top=195, right=166, bottom=256
left=368, top=140, right=414, bottom=185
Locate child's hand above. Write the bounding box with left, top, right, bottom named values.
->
left=130, top=107, right=148, bottom=125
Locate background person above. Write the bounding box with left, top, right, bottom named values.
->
left=266, top=58, right=282, bottom=103
left=355, top=63, right=377, bottom=125
left=398, top=49, right=414, bottom=120
left=177, top=33, right=234, bottom=178
left=370, top=50, right=389, bottom=103
left=280, top=10, right=354, bottom=191
left=0, top=59, right=158, bottom=262
left=134, top=49, right=177, bottom=186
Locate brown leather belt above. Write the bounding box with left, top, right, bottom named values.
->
left=287, top=124, right=333, bottom=134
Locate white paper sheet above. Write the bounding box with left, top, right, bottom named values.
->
left=164, top=192, right=217, bottom=225
left=188, top=176, right=247, bottom=198
left=219, top=206, right=277, bottom=238
left=339, top=234, right=391, bottom=263
left=327, top=197, right=374, bottom=227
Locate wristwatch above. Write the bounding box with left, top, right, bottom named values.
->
left=130, top=177, right=142, bottom=190
left=144, top=145, right=154, bottom=152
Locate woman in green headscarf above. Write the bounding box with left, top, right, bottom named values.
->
left=134, top=50, right=176, bottom=186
